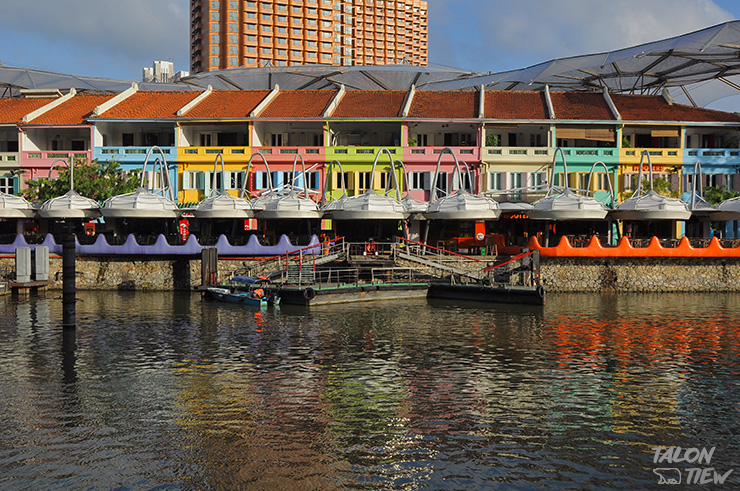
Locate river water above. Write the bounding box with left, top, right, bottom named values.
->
left=0, top=292, right=738, bottom=490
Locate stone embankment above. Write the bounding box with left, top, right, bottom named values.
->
left=540, top=257, right=740, bottom=292
left=3, top=255, right=740, bottom=292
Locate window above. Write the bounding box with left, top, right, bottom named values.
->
left=229, top=45, right=238, bottom=54
left=211, top=11, right=220, bottom=20
left=0, top=176, right=14, bottom=194
left=230, top=34, right=238, bottom=42
left=262, top=47, right=271, bottom=54
left=410, top=171, right=429, bottom=190
left=292, top=50, right=301, bottom=56
left=229, top=56, right=238, bottom=65
left=211, top=34, right=220, bottom=43
left=229, top=22, right=238, bottom=31
left=277, top=26, right=287, bottom=33
left=183, top=171, right=204, bottom=190
left=246, top=12, right=256, bottom=18
left=277, top=49, right=286, bottom=55
left=277, top=15, right=287, bottom=22
left=229, top=12, right=238, bottom=20
left=246, top=34, right=256, bottom=41
left=246, top=46, right=256, bottom=52
left=357, top=171, right=372, bottom=191
left=433, top=171, right=448, bottom=196
left=262, top=25, right=271, bottom=31
left=246, top=23, right=256, bottom=29
left=276, top=37, right=287, bottom=44
left=488, top=172, right=503, bottom=192
left=262, top=13, right=271, bottom=20
left=226, top=171, right=244, bottom=190
left=211, top=46, right=220, bottom=54
left=211, top=0, right=220, bottom=6
left=262, top=36, right=271, bottom=42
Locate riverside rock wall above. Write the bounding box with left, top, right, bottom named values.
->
left=540, top=257, right=740, bottom=292
left=4, top=255, right=740, bottom=292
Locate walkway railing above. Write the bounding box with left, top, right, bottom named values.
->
left=528, top=235, right=740, bottom=257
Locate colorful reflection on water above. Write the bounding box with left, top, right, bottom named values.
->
left=0, top=292, right=738, bottom=489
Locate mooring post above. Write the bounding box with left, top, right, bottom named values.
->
left=62, top=235, right=76, bottom=329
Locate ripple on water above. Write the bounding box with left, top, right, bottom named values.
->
left=0, top=292, right=739, bottom=489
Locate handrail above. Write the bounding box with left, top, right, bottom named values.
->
left=483, top=250, right=535, bottom=272
left=398, top=237, right=484, bottom=262
left=252, top=236, right=345, bottom=263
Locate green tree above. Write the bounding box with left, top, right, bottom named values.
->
left=20, top=158, right=141, bottom=203
left=641, top=177, right=679, bottom=198
left=703, top=185, right=740, bottom=205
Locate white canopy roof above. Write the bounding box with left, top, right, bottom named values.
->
left=39, top=190, right=101, bottom=219
left=101, top=188, right=179, bottom=218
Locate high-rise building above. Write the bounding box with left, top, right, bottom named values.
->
left=190, top=0, right=428, bottom=73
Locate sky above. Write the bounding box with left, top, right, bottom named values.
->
left=1, top=0, right=740, bottom=103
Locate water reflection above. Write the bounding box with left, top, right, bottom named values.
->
left=0, top=292, right=738, bottom=489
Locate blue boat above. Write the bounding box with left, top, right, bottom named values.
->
left=207, top=287, right=280, bottom=307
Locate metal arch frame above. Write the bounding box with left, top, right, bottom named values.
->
left=240, top=152, right=273, bottom=198
left=690, top=160, right=706, bottom=211
left=141, top=146, right=176, bottom=203
left=585, top=161, right=617, bottom=208
left=48, top=158, right=74, bottom=191
left=631, top=150, right=654, bottom=198
left=546, top=147, right=570, bottom=197
left=430, top=147, right=465, bottom=202
left=209, top=152, right=226, bottom=198
left=321, top=159, right=347, bottom=205
left=368, top=147, right=402, bottom=200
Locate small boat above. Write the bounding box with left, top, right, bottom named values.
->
left=207, top=287, right=280, bottom=307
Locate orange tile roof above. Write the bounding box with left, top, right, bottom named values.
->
left=258, top=90, right=336, bottom=118
left=26, top=93, right=115, bottom=125
left=611, top=94, right=740, bottom=122
left=95, top=91, right=201, bottom=119
left=183, top=90, right=271, bottom=118
left=550, top=92, right=614, bottom=120
left=0, top=97, right=58, bottom=124
left=332, top=90, right=407, bottom=118
left=484, top=91, right=548, bottom=119
left=408, top=91, right=479, bottom=119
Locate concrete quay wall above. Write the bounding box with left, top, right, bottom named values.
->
left=4, top=256, right=740, bottom=292
left=541, top=257, right=740, bottom=292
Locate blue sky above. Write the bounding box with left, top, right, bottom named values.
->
left=1, top=1, right=740, bottom=98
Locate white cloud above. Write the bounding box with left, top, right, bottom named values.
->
left=430, top=0, right=734, bottom=72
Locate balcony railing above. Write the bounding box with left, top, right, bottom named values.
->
left=326, top=146, right=402, bottom=159
left=94, top=146, right=175, bottom=162
left=0, top=152, right=19, bottom=163
left=177, top=146, right=250, bottom=160
left=620, top=148, right=681, bottom=161
left=22, top=150, right=92, bottom=166
left=482, top=146, right=552, bottom=161
left=254, top=146, right=324, bottom=158
left=405, top=146, right=479, bottom=160
left=685, top=148, right=740, bottom=163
